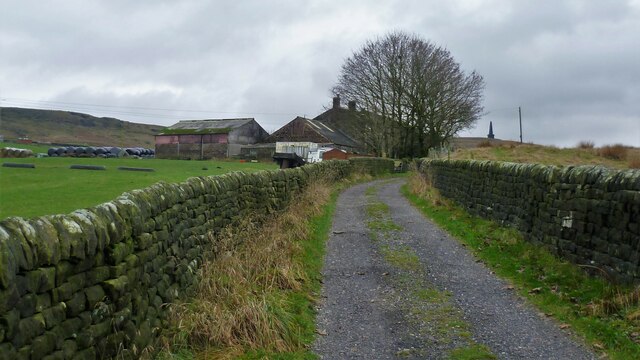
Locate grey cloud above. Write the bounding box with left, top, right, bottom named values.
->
left=1, top=0, right=638, bottom=147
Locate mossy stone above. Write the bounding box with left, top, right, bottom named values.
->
left=28, top=218, right=61, bottom=267
left=58, top=317, right=82, bottom=339
left=85, top=266, right=110, bottom=286
left=0, top=285, right=20, bottom=314
left=16, top=293, right=37, bottom=318
left=0, top=219, right=33, bottom=273
left=42, top=303, right=66, bottom=330
left=84, top=285, right=106, bottom=309
left=54, top=262, right=73, bottom=287
left=42, top=350, right=65, bottom=360
left=51, top=282, right=75, bottom=303
left=64, top=291, right=86, bottom=317
left=73, top=346, right=96, bottom=359
left=30, top=332, right=57, bottom=358
left=36, top=293, right=51, bottom=313
left=51, top=216, right=86, bottom=261
left=13, top=313, right=46, bottom=348
left=61, top=339, right=77, bottom=359
left=2, top=309, right=20, bottom=340
left=0, top=342, right=17, bottom=358
left=102, top=276, right=129, bottom=301
left=68, top=211, right=98, bottom=258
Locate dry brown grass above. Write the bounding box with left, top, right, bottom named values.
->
left=161, top=182, right=331, bottom=356
left=586, top=287, right=640, bottom=318
left=598, top=144, right=629, bottom=161
left=408, top=173, right=445, bottom=207
left=451, top=143, right=637, bottom=169
left=628, top=152, right=640, bottom=169
left=477, top=140, right=493, bottom=148
left=577, top=140, right=596, bottom=149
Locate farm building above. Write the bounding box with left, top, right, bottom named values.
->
left=322, top=148, right=351, bottom=160
left=155, top=118, right=268, bottom=159
left=239, top=143, right=276, bottom=160
left=268, top=116, right=362, bottom=153
left=313, top=95, right=359, bottom=129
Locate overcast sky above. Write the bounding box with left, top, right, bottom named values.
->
left=1, top=0, right=639, bottom=147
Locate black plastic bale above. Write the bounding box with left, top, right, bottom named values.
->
left=69, top=164, right=106, bottom=170
left=117, top=166, right=155, bottom=172
left=3, top=163, right=36, bottom=169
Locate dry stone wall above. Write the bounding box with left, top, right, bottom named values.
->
left=349, top=157, right=395, bottom=176
left=419, top=159, right=640, bottom=283
left=0, top=158, right=394, bottom=360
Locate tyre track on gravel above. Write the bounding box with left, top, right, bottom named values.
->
left=313, top=179, right=597, bottom=359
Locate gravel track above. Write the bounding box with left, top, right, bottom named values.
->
left=313, top=179, right=597, bottom=359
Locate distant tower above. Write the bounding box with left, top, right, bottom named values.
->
left=487, top=121, right=495, bottom=139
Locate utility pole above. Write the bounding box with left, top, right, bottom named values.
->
left=519, top=106, right=523, bottom=143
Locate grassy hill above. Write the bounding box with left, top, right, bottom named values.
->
left=449, top=142, right=640, bottom=169
left=0, top=107, right=162, bottom=147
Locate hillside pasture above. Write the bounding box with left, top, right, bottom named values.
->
left=450, top=143, right=640, bottom=169
left=0, top=157, right=277, bottom=219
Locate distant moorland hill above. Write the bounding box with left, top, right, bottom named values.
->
left=0, top=107, right=162, bottom=147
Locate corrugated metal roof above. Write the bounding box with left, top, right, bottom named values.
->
left=158, top=118, right=257, bottom=135
left=305, top=118, right=360, bottom=149
left=167, top=118, right=254, bottom=131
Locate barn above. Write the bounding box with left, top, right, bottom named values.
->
left=267, top=116, right=361, bottom=153
left=155, top=118, right=268, bottom=159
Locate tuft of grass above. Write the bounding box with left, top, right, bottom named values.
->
left=403, top=173, right=640, bottom=359
left=448, top=344, right=497, bottom=359
left=598, top=144, right=629, bottom=160
left=380, top=245, right=421, bottom=272
left=160, top=182, right=334, bottom=358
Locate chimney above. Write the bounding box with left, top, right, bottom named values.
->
left=348, top=100, right=356, bottom=111
left=332, top=95, right=341, bottom=109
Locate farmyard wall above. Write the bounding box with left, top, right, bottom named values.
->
left=0, top=158, right=394, bottom=359
left=419, top=159, right=640, bottom=283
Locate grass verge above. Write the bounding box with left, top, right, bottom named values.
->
left=157, top=173, right=398, bottom=359
left=402, top=173, right=640, bottom=359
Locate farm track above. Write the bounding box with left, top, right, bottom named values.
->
left=313, top=178, right=597, bottom=359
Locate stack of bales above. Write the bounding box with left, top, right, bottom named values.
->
left=47, top=147, right=155, bottom=158
left=0, top=147, right=34, bottom=158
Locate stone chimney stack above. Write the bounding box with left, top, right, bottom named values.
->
left=348, top=100, right=356, bottom=111
left=333, top=95, right=341, bottom=109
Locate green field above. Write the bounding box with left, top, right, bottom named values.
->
left=0, top=157, right=277, bottom=219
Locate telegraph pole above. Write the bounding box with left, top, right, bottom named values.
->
left=519, top=106, right=523, bottom=143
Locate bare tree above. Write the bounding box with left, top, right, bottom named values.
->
left=333, top=31, right=484, bottom=158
